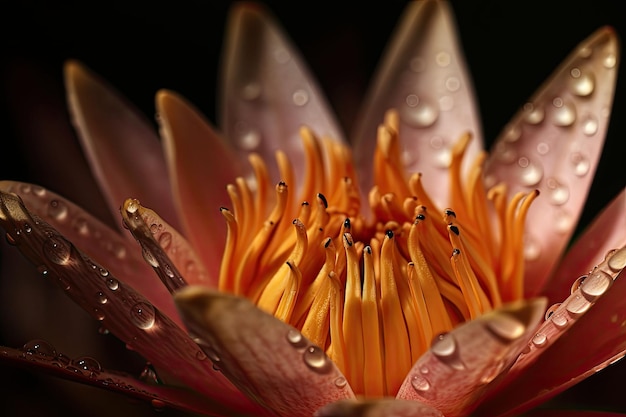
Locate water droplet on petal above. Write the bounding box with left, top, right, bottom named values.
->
left=551, top=312, right=568, bottom=328
left=402, top=99, right=439, bottom=128
left=551, top=99, right=576, bottom=127
left=292, top=89, right=309, bottom=106
left=106, top=278, right=119, bottom=291
left=494, top=142, right=517, bottom=164
left=524, top=236, right=541, bottom=261
left=565, top=294, right=591, bottom=316
left=286, top=329, right=307, bottom=348
left=536, top=142, right=550, bottom=155
left=140, top=363, right=162, bottom=385
left=503, top=125, right=522, bottom=143
left=142, top=247, right=159, bottom=268
left=431, top=333, right=465, bottom=370
left=580, top=270, right=613, bottom=301
left=158, top=232, right=172, bottom=249
left=240, top=82, right=261, bottom=101
left=73, top=356, right=102, bottom=375
left=582, top=115, right=599, bottom=136
left=570, top=152, right=590, bottom=177
left=554, top=209, right=574, bottom=234
left=303, top=346, right=332, bottom=373
left=43, top=236, right=72, bottom=265
left=604, top=53, right=617, bottom=69
left=485, top=313, right=526, bottom=342
left=546, top=178, right=569, bottom=205
left=48, top=200, right=68, bottom=221
left=22, top=339, right=56, bottom=358
left=545, top=303, right=561, bottom=320
left=435, top=51, right=451, bottom=67
left=93, top=308, right=105, bottom=321
left=445, top=76, right=460, bottom=92
left=126, top=199, right=140, bottom=214
left=96, top=291, right=108, bottom=304
left=517, top=157, right=543, bottom=186
left=607, top=247, right=626, bottom=272
left=411, top=375, right=431, bottom=392
left=569, top=68, right=595, bottom=96
left=523, top=103, right=544, bottom=124
left=73, top=217, right=90, bottom=236
left=130, top=302, right=156, bottom=330
left=570, top=275, right=586, bottom=294
left=532, top=333, right=547, bottom=347
left=334, top=376, right=347, bottom=388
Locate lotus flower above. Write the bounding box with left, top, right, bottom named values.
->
left=1, top=1, right=625, bottom=416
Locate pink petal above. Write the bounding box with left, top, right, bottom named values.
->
left=120, top=198, right=213, bottom=289
left=396, top=298, right=546, bottom=417
left=174, top=286, right=355, bottom=417
left=219, top=2, right=344, bottom=185
left=542, top=188, right=626, bottom=305
left=156, top=90, right=240, bottom=280
left=314, top=398, right=442, bottom=417
left=523, top=411, right=626, bottom=417
left=64, top=61, right=180, bottom=231
left=474, top=261, right=626, bottom=416
left=0, top=344, right=235, bottom=416
left=351, top=0, right=483, bottom=209
left=483, top=27, right=619, bottom=298
left=0, top=181, right=178, bottom=321
left=0, top=191, right=264, bottom=415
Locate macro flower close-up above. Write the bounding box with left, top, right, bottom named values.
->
left=1, top=1, right=626, bottom=416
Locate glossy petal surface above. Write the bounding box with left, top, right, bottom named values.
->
left=484, top=28, right=619, bottom=298
left=174, top=286, right=355, bottom=417
left=352, top=0, right=482, bottom=209
left=220, top=2, right=344, bottom=185
left=396, top=299, right=546, bottom=417
left=64, top=61, right=179, bottom=230
left=314, top=398, right=442, bottom=417
left=157, top=90, right=240, bottom=280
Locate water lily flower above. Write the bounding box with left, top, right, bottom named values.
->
left=1, top=1, right=625, bottom=416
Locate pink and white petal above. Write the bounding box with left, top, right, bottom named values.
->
left=483, top=27, right=619, bottom=298
left=396, top=298, right=546, bottom=417
left=174, top=286, right=356, bottom=417
left=157, top=90, right=241, bottom=280
left=0, top=181, right=178, bottom=321
left=524, top=411, right=626, bottom=417
left=64, top=61, right=180, bottom=231
left=0, top=344, right=243, bottom=416
left=219, top=2, right=344, bottom=186
left=351, top=0, right=483, bottom=209
left=0, top=192, right=265, bottom=416
left=542, top=187, right=626, bottom=306
left=120, top=198, right=213, bottom=290
left=474, top=261, right=626, bottom=417
left=314, top=398, right=442, bottom=417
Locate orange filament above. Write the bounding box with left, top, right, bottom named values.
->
left=217, top=109, right=537, bottom=397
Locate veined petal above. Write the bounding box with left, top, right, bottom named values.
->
left=156, top=90, right=240, bottom=280
left=220, top=2, right=344, bottom=185
left=484, top=27, right=619, bottom=298
left=64, top=61, right=180, bottom=230
left=0, top=181, right=178, bottom=321
left=543, top=188, right=626, bottom=305
left=314, top=398, right=442, bottom=417
left=475, top=258, right=626, bottom=416
left=0, top=191, right=263, bottom=415
left=351, top=0, right=483, bottom=209
left=174, top=286, right=356, bottom=417
left=396, top=298, right=546, bottom=417
left=0, top=344, right=236, bottom=416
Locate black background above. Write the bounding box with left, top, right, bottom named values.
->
left=1, top=1, right=625, bottom=416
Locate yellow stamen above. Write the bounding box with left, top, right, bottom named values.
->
left=218, top=109, right=537, bottom=397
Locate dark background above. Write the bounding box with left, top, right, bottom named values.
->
left=1, top=1, right=625, bottom=416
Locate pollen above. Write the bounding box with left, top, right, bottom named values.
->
left=217, top=109, right=537, bottom=397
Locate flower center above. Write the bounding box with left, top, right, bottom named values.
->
left=218, top=109, right=537, bottom=397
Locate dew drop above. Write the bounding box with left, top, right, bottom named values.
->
left=93, top=308, right=105, bottom=321
left=73, top=217, right=90, bottom=236
left=551, top=312, right=568, bottom=328
left=140, top=363, right=162, bottom=385
left=286, top=329, right=307, bottom=348
left=292, top=89, right=309, bottom=106
left=494, top=142, right=517, bottom=164
left=603, top=53, right=617, bottom=69
left=402, top=100, right=439, bottom=128
left=130, top=302, right=156, bottom=330
left=23, top=223, right=32, bottom=233
left=546, top=178, right=569, bottom=205
left=552, top=100, right=577, bottom=127
left=445, top=76, right=460, bottom=92
left=43, top=235, right=72, bottom=265
left=142, top=247, right=159, bottom=268
left=569, top=69, right=595, bottom=96
left=303, top=346, right=332, bottom=373
left=545, top=303, right=561, bottom=320
left=517, top=157, right=543, bottom=186
left=485, top=313, right=526, bottom=342
left=411, top=375, right=431, bottom=392
left=334, top=376, right=348, bottom=388
left=158, top=232, right=172, bottom=249
left=48, top=200, right=68, bottom=221
left=22, top=339, right=56, bottom=358
left=570, top=275, right=586, bottom=294
left=565, top=294, right=591, bottom=315
left=240, top=82, right=261, bottom=101
left=73, top=356, right=102, bottom=374
left=554, top=209, right=574, bottom=234
left=106, top=278, right=119, bottom=291
left=503, top=125, right=522, bottom=143
left=582, top=116, right=599, bottom=136
left=54, top=353, right=71, bottom=367
left=435, top=51, right=451, bottom=67
left=580, top=270, right=613, bottom=301
left=523, top=103, right=544, bottom=124
left=126, top=199, right=140, bottom=214
left=163, top=264, right=175, bottom=278
left=431, top=333, right=465, bottom=370
left=113, top=244, right=127, bottom=259
left=524, top=236, right=541, bottom=261
left=607, top=247, right=626, bottom=272
left=536, top=142, right=550, bottom=155
left=579, top=46, right=592, bottom=58
left=532, top=333, right=547, bottom=347
left=570, top=152, right=590, bottom=176
left=434, top=148, right=452, bottom=168
left=96, top=291, right=108, bottom=304
left=99, top=268, right=109, bottom=277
